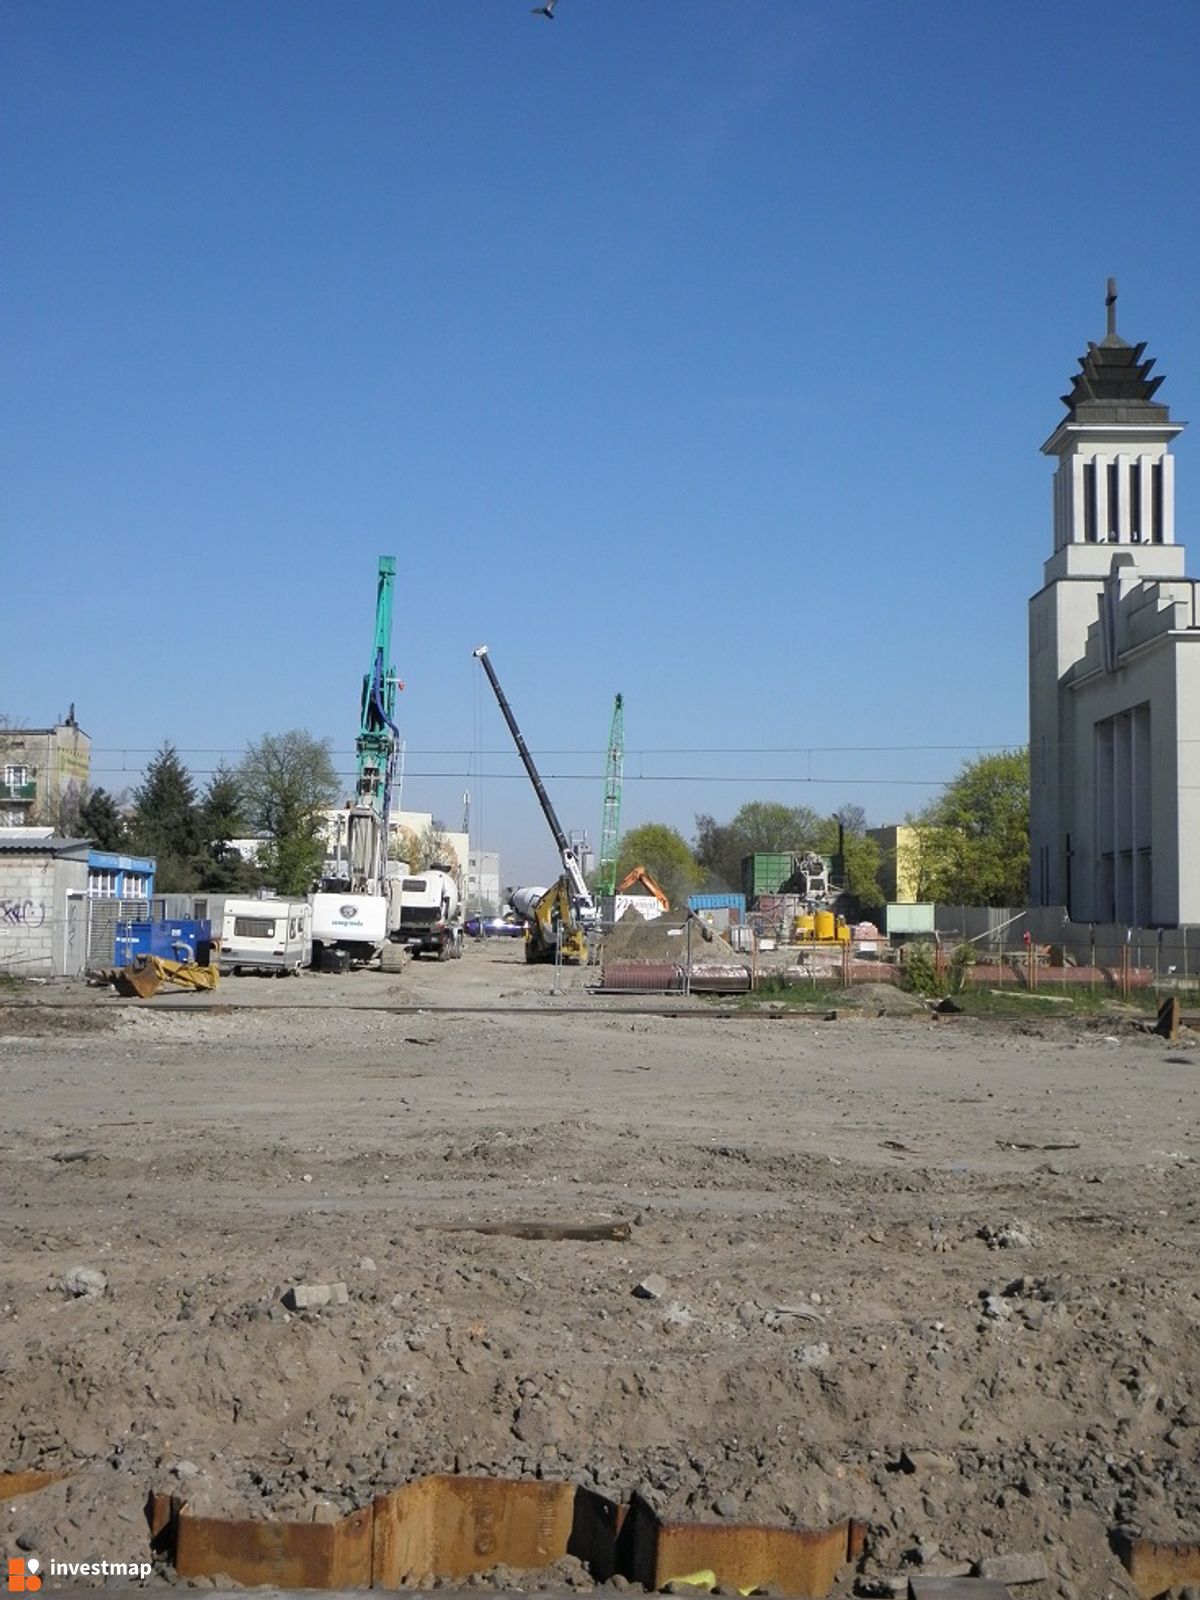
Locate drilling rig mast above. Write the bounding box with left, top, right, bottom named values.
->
left=310, top=557, right=403, bottom=967
left=595, top=693, right=624, bottom=899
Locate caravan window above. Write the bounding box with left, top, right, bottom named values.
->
left=403, top=879, right=426, bottom=892
left=234, top=916, right=276, bottom=938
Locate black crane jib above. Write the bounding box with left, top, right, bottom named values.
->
left=473, top=645, right=571, bottom=859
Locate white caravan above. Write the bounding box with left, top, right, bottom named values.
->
left=194, top=896, right=312, bottom=975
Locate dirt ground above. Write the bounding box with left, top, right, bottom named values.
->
left=1, top=941, right=1198, bottom=1598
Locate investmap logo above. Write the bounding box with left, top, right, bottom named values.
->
left=7, top=1556, right=152, bottom=1588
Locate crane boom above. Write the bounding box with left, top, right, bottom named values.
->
left=473, top=645, right=596, bottom=919
left=596, top=692, right=623, bottom=898
left=356, top=556, right=402, bottom=816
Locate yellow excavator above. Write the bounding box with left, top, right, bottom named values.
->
left=474, top=645, right=599, bottom=964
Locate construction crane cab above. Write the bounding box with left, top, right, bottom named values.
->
left=473, top=645, right=597, bottom=964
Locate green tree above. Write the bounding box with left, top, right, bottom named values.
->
left=130, top=744, right=202, bottom=891
left=615, top=822, right=701, bottom=909
left=238, top=731, right=341, bottom=895
left=76, top=787, right=128, bottom=852
left=921, top=749, right=1030, bottom=907
left=196, top=764, right=260, bottom=892
left=392, top=824, right=460, bottom=875
left=694, top=801, right=824, bottom=890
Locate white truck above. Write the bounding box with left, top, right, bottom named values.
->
left=310, top=890, right=389, bottom=971
left=387, top=866, right=463, bottom=961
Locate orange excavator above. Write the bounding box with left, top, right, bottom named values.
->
left=615, top=865, right=670, bottom=913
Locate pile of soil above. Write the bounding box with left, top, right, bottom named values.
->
left=602, top=911, right=749, bottom=969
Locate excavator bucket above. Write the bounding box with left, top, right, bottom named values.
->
left=111, top=958, right=167, bottom=999
left=109, top=956, right=218, bottom=999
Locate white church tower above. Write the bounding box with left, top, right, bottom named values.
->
left=1030, top=282, right=1199, bottom=926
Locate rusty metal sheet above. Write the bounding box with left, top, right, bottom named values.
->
left=1114, top=1529, right=1200, bottom=1596
left=372, top=1475, right=576, bottom=1586
left=624, top=1495, right=852, bottom=1598
left=174, top=1505, right=372, bottom=1590
left=601, top=962, right=684, bottom=993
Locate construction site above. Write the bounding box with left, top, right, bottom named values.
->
left=2, top=944, right=1200, bottom=1600
left=4, top=534, right=1200, bottom=1600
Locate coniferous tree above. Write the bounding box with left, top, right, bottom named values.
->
left=77, top=787, right=129, bottom=852
left=130, top=744, right=202, bottom=890
left=196, top=763, right=260, bottom=892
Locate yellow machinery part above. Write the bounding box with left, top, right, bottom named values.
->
left=110, top=956, right=219, bottom=999
left=524, top=879, right=589, bottom=965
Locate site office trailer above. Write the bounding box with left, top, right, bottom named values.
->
left=193, top=895, right=313, bottom=974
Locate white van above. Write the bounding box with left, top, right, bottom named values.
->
left=194, top=896, right=313, bottom=975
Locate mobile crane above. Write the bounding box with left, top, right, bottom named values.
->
left=310, top=557, right=403, bottom=969
left=473, top=645, right=598, bottom=963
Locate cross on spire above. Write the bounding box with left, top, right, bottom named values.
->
left=1105, top=277, right=1118, bottom=339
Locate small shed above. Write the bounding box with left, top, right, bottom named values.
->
left=0, top=831, right=92, bottom=977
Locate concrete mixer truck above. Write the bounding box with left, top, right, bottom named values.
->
left=388, top=865, right=464, bottom=961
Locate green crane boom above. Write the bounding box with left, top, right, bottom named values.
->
left=596, top=692, right=624, bottom=899
left=355, top=556, right=402, bottom=817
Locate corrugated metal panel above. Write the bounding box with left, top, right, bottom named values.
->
left=740, top=852, right=794, bottom=899
left=687, top=893, right=747, bottom=913
left=87, top=899, right=150, bottom=968
left=0, top=834, right=89, bottom=855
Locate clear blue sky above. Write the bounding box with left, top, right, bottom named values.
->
left=3, top=0, right=1198, bottom=888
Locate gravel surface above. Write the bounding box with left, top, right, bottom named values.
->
left=1, top=943, right=1198, bottom=1597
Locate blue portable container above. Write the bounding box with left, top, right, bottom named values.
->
left=113, top=919, right=213, bottom=967
left=687, top=893, right=747, bottom=914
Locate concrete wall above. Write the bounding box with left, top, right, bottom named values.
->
left=0, top=851, right=89, bottom=977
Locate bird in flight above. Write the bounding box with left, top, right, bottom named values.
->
left=531, top=0, right=558, bottom=16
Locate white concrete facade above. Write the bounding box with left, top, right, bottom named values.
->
left=1030, top=295, right=1200, bottom=925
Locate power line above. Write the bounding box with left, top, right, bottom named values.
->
left=79, top=764, right=1080, bottom=789
left=80, top=740, right=1032, bottom=757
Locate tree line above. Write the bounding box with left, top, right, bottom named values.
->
left=64, top=740, right=1030, bottom=909
left=65, top=732, right=341, bottom=896
left=606, top=749, right=1030, bottom=911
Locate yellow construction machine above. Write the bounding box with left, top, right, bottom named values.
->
left=474, top=645, right=599, bottom=965
left=107, top=955, right=219, bottom=999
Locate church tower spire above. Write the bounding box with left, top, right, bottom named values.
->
left=1041, top=280, right=1182, bottom=568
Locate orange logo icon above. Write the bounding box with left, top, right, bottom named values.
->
left=7, top=1558, right=42, bottom=1592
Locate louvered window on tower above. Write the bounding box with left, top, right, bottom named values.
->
left=1108, top=461, right=1120, bottom=540
left=1084, top=461, right=1098, bottom=542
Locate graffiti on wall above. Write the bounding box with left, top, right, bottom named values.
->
left=0, top=899, right=47, bottom=928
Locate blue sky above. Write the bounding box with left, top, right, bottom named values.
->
left=3, top=0, right=1198, bottom=888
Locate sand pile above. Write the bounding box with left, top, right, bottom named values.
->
left=602, top=910, right=749, bottom=969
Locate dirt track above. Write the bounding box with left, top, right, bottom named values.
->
left=1, top=942, right=1198, bottom=1597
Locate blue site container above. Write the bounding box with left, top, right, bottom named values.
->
left=687, top=893, right=748, bottom=914
left=113, top=919, right=213, bottom=967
